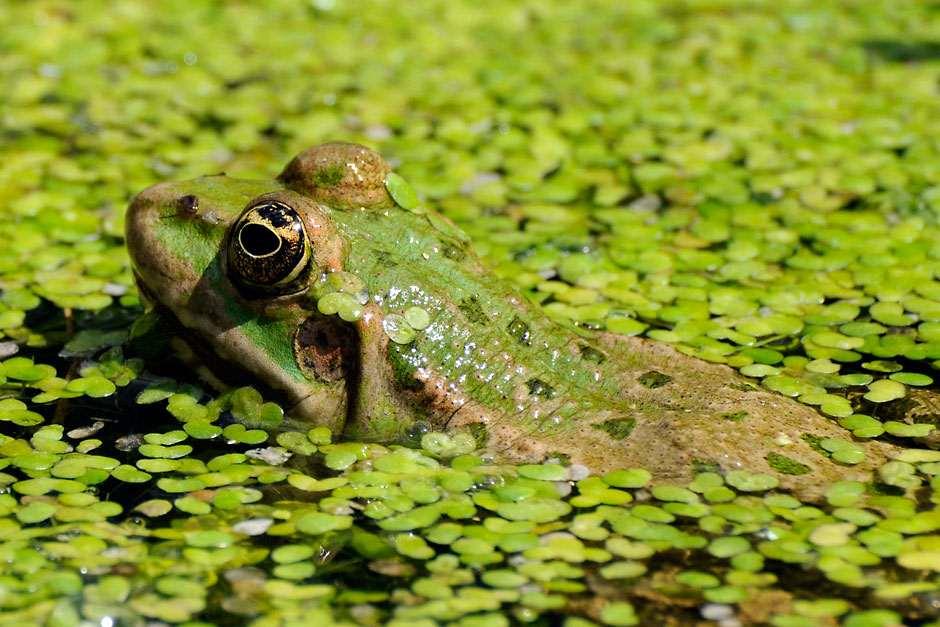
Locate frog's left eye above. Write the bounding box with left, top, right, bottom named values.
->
left=228, top=200, right=311, bottom=290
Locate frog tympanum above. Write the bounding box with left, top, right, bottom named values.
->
left=126, top=142, right=891, bottom=496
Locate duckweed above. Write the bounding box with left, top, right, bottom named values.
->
left=0, top=0, right=938, bottom=623
left=404, top=306, right=432, bottom=331
left=385, top=173, right=422, bottom=214
left=383, top=314, right=418, bottom=345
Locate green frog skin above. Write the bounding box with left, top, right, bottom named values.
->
left=126, top=142, right=892, bottom=496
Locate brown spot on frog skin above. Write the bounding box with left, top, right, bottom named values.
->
left=294, top=316, right=357, bottom=383
left=458, top=295, right=490, bottom=325
left=638, top=370, right=672, bottom=389
left=591, top=418, right=637, bottom=440
left=410, top=367, right=483, bottom=427
left=507, top=316, right=531, bottom=345
left=525, top=378, right=555, bottom=399
left=578, top=343, right=607, bottom=364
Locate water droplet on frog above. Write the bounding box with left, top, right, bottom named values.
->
left=404, top=420, right=431, bottom=445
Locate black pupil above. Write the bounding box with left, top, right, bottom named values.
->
left=240, top=223, right=280, bottom=257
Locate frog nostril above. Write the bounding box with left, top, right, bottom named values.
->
left=239, top=223, right=281, bottom=257
left=176, top=194, right=199, bottom=215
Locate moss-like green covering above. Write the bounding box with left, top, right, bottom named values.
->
left=312, top=164, right=347, bottom=188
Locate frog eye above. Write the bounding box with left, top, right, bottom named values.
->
left=228, top=200, right=311, bottom=290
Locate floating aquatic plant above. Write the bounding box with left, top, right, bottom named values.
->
left=1, top=0, right=939, bottom=624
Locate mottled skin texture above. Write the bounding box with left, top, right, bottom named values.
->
left=126, top=143, right=894, bottom=498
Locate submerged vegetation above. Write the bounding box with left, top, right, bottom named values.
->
left=1, top=0, right=940, bottom=624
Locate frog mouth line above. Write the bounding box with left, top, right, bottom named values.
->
left=147, top=300, right=261, bottom=390
left=139, top=292, right=298, bottom=416
left=136, top=271, right=363, bottom=433
left=165, top=320, right=360, bottom=438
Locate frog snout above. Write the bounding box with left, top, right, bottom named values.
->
left=125, top=182, right=212, bottom=311
left=125, top=183, right=173, bottom=278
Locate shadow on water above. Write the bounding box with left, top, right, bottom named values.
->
left=862, top=39, right=940, bottom=62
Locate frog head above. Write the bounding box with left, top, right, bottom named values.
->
left=126, top=142, right=466, bottom=436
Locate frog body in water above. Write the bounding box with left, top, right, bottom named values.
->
left=127, top=142, right=892, bottom=496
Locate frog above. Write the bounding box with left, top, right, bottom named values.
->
left=126, top=142, right=892, bottom=497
